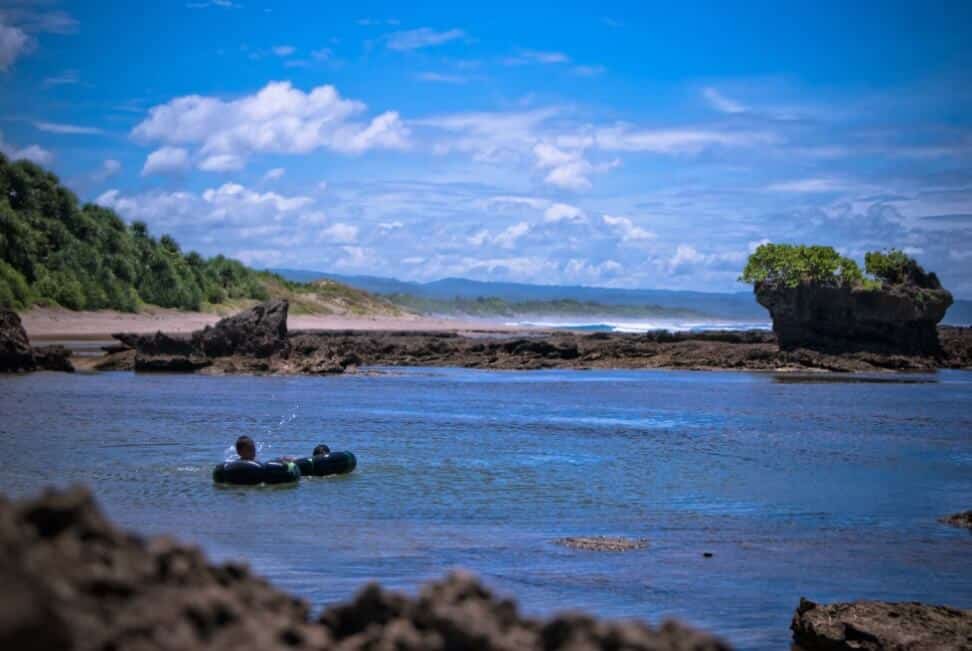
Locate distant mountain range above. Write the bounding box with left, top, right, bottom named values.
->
left=272, top=268, right=972, bottom=325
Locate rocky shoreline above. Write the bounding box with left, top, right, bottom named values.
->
left=5, top=301, right=972, bottom=376
left=3, top=486, right=970, bottom=651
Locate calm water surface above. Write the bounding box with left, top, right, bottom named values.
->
left=1, top=368, right=971, bottom=649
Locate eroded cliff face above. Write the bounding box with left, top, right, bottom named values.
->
left=755, top=266, right=953, bottom=355
left=0, top=308, right=73, bottom=373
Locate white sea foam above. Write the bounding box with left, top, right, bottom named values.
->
left=505, top=319, right=771, bottom=333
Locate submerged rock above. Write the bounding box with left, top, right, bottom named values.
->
left=791, top=597, right=972, bottom=650
left=555, top=536, right=649, bottom=552
left=31, top=344, right=74, bottom=372
left=939, top=510, right=972, bottom=530
left=755, top=262, right=953, bottom=355
left=0, top=487, right=732, bottom=651
left=0, top=308, right=36, bottom=372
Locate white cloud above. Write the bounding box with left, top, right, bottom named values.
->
left=503, top=50, right=569, bottom=66
left=417, top=72, right=467, bottom=84
left=572, top=65, right=605, bottom=77
left=0, top=130, right=53, bottom=164
left=132, top=81, right=409, bottom=170
left=533, top=142, right=592, bottom=190
left=595, top=125, right=776, bottom=153
left=319, top=223, right=358, bottom=243
left=263, top=167, right=285, bottom=181
left=92, top=158, right=121, bottom=182
left=202, top=182, right=313, bottom=212
left=141, top=146, right=190, bottom=175
left=272, top=45, right=295, bottom=56
left=766, top=178, right=846, bottom=193
left=311, top=48, right=332, bottom=61
left=602, top=214, right=655, bottom=241
left=42, top=69, right=80, bottom=87
left=33, top=121, right=102, bottom=135
left=386, top=28, right=465, bottom=51
left=0, top=20, right=29, bottom=71
left=702, top=87, right=747, bottom=114
left=494, top=221, right=530, bottom=248
left=198, top=153, right=244, bottom=171
left=543, top=202, right=585, bottom=223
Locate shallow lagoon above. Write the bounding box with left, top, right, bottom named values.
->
left=1, top=368, right=970, bottom=650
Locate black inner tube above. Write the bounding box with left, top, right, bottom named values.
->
left=213, top=460, right=301, bottom=485
left=294, top=451, right=357, bottom=477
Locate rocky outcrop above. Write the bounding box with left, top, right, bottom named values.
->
left=791, top=598, right=972, bottom=650
left=0, top=308, right=36, bottom=372
left=755, top=266, right=953, bottom=355
left=0, top=486, right=731, bottom=651
left=1, top=308, right=74, bottom=373
left=555, top=536, right=649, bottom=551
left=193, top=299, right=290, bottom=358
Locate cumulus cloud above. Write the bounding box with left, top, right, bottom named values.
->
left=543, top=202, right=585, bottom=223
left=263, top=167, right=285, bottom=181
left=494, top=221, right=530, bottom=248
left=92, top=159, right=121, bottom=182
left=602, top=214, right=655, bottom=241
left=131, top=81, right=409, bottom=170
left=272, top=45, right=295, bottom=56
left=503, top=50, right=569, bottom=66
left=141, top=146, right=190, bottom=175
left=0, top=130, right=53, bottom=164
left=319, top=223, right=359, bottom=243
left=386, top=27, right=465, bottom=51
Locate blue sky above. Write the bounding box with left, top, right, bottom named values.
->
left=2, top=1, right=971, bottom=295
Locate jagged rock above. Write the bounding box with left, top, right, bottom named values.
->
left=755, top=267, right=953, bottom=355
left=135, top=353, right=212, bottom=373
left=0, top=488, right=733, bottom=651
left=939, top=510, right=972, bottom=530
left=791, top=598, right=972, bottom=650
left=555, top=536, right=649, bottom=551
left=31, top=344, right=74, bottom=372
left=193, top=300, right=289, bottom=358
left=0, top=308, right=36, bottom=372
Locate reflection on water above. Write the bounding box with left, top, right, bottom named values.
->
left=1, top=368, right=970, bottom=650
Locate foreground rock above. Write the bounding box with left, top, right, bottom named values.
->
left=0, top=487, right=731, bottom=651
left=0, top=308, right=74, bottom=373
left=755, top=259, right=953, bottom=356
left=939, top=510, right=972, bottom=530
left=791, top=598, right=972, bottom=650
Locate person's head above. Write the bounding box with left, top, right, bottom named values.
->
left=312, top=444, right=330, bottom=457
left=235, top=436, right=256, bottom=461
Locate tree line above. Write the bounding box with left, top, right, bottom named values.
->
left=0, top=154, right=276, bottom=312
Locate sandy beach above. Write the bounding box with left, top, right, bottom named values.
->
left=20, top=306, right=526, bottom=340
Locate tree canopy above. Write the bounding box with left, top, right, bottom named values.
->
left=740, top=243, right=917, bottom=290
left=0, top=154, right=272, bottom=311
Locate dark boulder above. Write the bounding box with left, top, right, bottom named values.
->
left=31, top=344, right=74, bottom=372
left=0, top=308, right=36, bottom=372
left=791, top=597, right=972, bottom=650
left=755, top=267, right=952, bottom=355
left=193, top=299, right=289, bottom=358
left=939, top=510, right=972, bottom=530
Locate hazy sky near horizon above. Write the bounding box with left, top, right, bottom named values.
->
left=2, top=1, right=971, bottom=295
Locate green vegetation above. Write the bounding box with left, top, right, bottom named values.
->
left=0, top=154, right=402, bottom=316
left=385, top=294, right=707, bottom=319
left=740, top=243, right=918, bottom=291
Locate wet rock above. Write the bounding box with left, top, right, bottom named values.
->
left=31, top=344, right=74, bottom=372
left=0, top=308, right=36, bottom=372
left=939, top=510, right=972, bottom=530
left=193, top=299, right=289, bottom=358
left=791, top=597, right=972, bottom=650
left=554, top=536, right=649, bottom=552
left=755, top=261, right=952, bottom=355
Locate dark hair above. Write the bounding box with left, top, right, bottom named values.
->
left=312, top=444, right=330, bottom=456
left=235, top=436, right=255, bottom=455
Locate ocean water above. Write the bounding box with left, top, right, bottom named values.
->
left=1, top=368, right=970, bottom=650
left=507, top=319, right=772, bottom=333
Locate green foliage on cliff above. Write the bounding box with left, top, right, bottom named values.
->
left=740, top=243, right=923, bottom=291
left=0, top=154, right=274, bottom=311
left=740, top=244, right=866, bottom=288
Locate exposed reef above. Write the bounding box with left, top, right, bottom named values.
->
left=100, top=301, right=972, bottom=375
left=0, top=308, right=73, bottom=373
left=554, top=536, right=649, bottom=552
left=791, top=597, right=972, bottom=650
